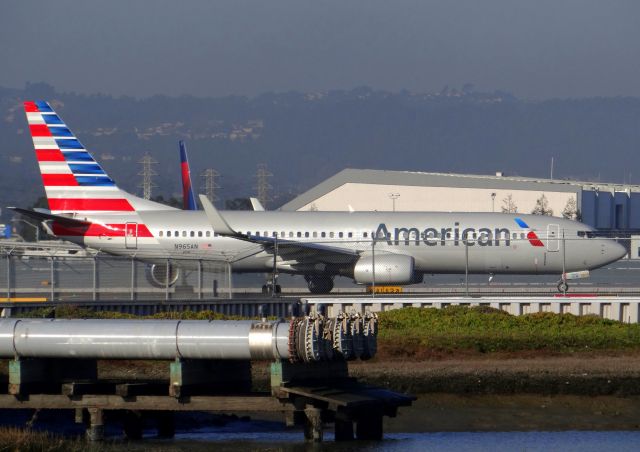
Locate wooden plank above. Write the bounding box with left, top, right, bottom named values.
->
left=0, top=394, right=292, bottom=412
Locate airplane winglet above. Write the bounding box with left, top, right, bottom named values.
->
left=249, top=197, right=265, bottom=211
left=199, top=195, right=237, bottom=236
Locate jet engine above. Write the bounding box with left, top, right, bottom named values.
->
left=353, top=253, right=416, bottom=285
left=145, top=263, right=180, bottom=288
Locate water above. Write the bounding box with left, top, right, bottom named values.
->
left=157, top=430, right=640, bottom=451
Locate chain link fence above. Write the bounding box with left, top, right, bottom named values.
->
left=0, top=229, right=632, bottom=301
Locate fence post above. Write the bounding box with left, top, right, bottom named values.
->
left=371, top=239, right=376, bottom=299
left=561, top=228, right=567, bottom=295
left=130, top=256, right=136, bottom=301
left=92, top=255, right=97, bottom=301
left=6, top=252, right=11, bottom=300
left=465, top=241, right=469, bottom=297
left=165, top=258, right=170, bottom=301
left=197, top=260, right=203, bottom=300
left=50, top=256, right=55, bottom=302
left=227, top=261, right=233, bottom=299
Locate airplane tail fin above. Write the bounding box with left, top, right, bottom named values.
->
left=179, top=141, right=197, bottom=211
left=24, top=100, right=173, bottom=215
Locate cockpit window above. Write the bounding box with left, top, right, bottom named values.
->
left=577, top=231, right=596, bottom=238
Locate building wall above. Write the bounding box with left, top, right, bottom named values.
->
left=298, top=182, right=578, bottom=215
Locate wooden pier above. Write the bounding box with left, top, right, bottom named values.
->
left=1, top=357, right=414, bottom=442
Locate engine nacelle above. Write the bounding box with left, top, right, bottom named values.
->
left=353, top=254, right=415, bottom=285
left=145, top=263, right=180, bottom=288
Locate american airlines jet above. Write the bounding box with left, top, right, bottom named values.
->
left=12, top=101, right=626, bottom=294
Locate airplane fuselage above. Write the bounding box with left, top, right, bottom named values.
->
left=52, top=209, right=624, bottom=277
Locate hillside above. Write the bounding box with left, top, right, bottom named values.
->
left=1, top=83, right=639, bottom=218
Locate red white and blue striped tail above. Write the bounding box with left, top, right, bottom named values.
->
left=24, top=100, right=171, bottom=215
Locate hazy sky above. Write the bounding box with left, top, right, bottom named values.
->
left=1, top=0, right=639, bottom=99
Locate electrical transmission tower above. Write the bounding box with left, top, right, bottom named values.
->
left=254, top=163, right=273, bottom=209
left=200, top=168, right=221, bottom=204
left=137, top=152, right=158, bottom=200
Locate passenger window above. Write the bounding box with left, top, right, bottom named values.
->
left=206, top=231, right=211, bottom=237
left=305, top=232, right=309, bottom=238
left=330, top=232, right=334, bottom=238
left=297, top=232, right=302, bottom=238
left=313, top=232, right=317, bottom=238
left=174, top=230, right=179, bottom=237
left=520, top=233, right=525, bottom=239
left=198, top=231, right=203, bottom=237
left=182, top=231, right=186, bottom=237
left=190, top=231, right=195, bottom=237
left=167, top=231, right=171, bottom=237
left=272, top=232, right=277, bottom=237
left=363, top=232, right=368, bottom=238
left=348, top=232, right=353, bottom=238
left=281, top=231, right=285, bottom=237
left=264, top=231, right=268, bottom=237
left=159, top=231, right=164, bottom=237
left=321, top=232, right=326, bottom=238
left=339, top=232, right=344, bottom=238
left=289, top=231, right=294, bottom=238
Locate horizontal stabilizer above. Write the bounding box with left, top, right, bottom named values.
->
left=8, top=207, right=91, bottom=226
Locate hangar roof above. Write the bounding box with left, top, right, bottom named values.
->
left=280, top=168, right=640, bottom=211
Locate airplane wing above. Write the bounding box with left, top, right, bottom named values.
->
left=198, top=195, right=360, bottom=265
left=8, top=207, right=92, bottom=227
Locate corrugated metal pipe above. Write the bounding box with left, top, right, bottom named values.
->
left=0, top=313, right=377, bottom=362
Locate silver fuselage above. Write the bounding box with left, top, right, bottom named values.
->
left=59, top=210, right=626, bottom=277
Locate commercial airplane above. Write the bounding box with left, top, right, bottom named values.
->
left=12, top=101, right=626, bottom=294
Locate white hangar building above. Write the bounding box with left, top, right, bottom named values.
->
left=280, top=169, right=640, bottom=231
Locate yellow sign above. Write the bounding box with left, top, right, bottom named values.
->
left=0, top=298, right=47, bottom=303
left=366, top=286, right=403, bottom=294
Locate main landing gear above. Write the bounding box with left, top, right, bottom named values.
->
left=305, top=275, right=335, bottom=295
left=262, top=273, right=282, bottom=295
left=557, top=280, right=569, bottom=293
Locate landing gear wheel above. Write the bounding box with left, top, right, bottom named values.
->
left=261, top=283, right=282, bottom=295
left=557, top=281, right=569, bottom=293
left=306, top=276, right=334, bottom=294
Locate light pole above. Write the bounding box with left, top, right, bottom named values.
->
left=388, top=193, right=400, bottom=212
left=11, top=218, right=39, bottom=242
left=491, top=193, right=496, bottom=212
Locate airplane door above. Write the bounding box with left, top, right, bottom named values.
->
left=546, top=224, right=559, bottom=252
left=125, top=222, right=138, bottom=249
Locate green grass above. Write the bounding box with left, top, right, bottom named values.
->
left=22, top=305, right=239, bottom=321
left=377, top=306, right=640, bottom=354
left=22, top=304, right=640, bottom=355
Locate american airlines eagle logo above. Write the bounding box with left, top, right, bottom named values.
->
left=514, top=218, right=544, bottom=247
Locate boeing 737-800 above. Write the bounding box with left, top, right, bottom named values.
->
left=12, top=101, right=626, bottom=294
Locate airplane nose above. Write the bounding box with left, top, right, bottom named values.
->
left=610, top=241, right=627, bottom=261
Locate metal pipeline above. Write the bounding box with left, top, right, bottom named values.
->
left=0, top=314, right=377, bottom=362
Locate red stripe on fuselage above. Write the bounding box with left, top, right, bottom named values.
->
left=24, top=101, right=39, bottom=112
left=48, top=198, right=134, bottom=211
left=36, top=149, right=66, bottom=161
left=527, top=231, right=544, bottom=247
left=51, top=223, right=153, bottom=238
left=41, top=174, right=78, bottom=186
left=29, top=124, right=52, bottom=137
